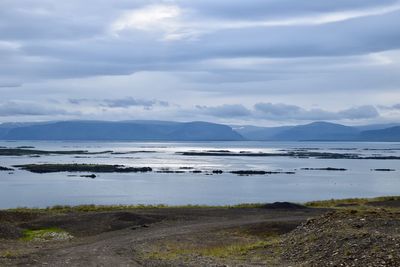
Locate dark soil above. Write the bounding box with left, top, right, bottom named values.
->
left=19, top=211, right=164, bottom=237
left=1, top=200, right=399, bottom=266
left=366, top=199, right=400, bottom=208
left=0, top=223, right=23, bottom=239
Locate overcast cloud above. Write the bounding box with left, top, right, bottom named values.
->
left=1, top=0, right=400, bottom=125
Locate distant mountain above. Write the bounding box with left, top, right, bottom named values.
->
left=236, top=121, right=400, bottom=141
left=233, top=125, right=294, bottom=140
left=267, top=122, right=360, bottom=141
left=0, top=121, right=244, bottom=141
left=355, top=123, right=400, bottom=132
left=359, top=126, right=400, bottom=141
left=1, top=120, right=399, bottom=142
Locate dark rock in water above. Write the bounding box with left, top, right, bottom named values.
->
left=231, top=170, right=268, bottom=175
left=230, top=170, right=296, bottom=175
left=261, top=202, right=307, bottom=210
left=0, top=166, right=14, bottom=171
left=156, top=169, right=186, bottom=173
left=301, top=167, right=347, bottom=171
left=212, top=170, right=223, bottom=174
left=14, top=164, right=153, bottom=173
left=15, top=146, right=35, bottom=149
left=372, top=168, right=395, bottom=172
left=80, top=174, right=96, bottom=179
left=191, top=170, right=202, bottom=173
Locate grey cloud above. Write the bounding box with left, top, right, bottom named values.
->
left=191, top=103, right=380, bottom=121
left=337, top=105, right=380, bottom=119
left=0, top=1, right=399, bottom=124
left=0, top=101, right=78, bottom=117
left=0, top=83, right=21, bottom=88
left=103, top=97, right=169, bottom=108
left=68, top=98, right=89, bottom=105
left=68, top=97, right=169, bottom=109
left=199, top=11, right=400, bottom=59
left=253, top=103, right=301, bottom=117
left=254, top=103, right=379, bottom=120
left=379, top=103, right=400, bottom=110
left=196, top=104, right=252, bottom=117
left=0, top=1, right=398, bottom=83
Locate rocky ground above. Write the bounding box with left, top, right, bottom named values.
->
left=0, top=198, right=399, bottom=266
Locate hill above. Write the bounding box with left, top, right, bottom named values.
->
left=359, top=126, right=400, bottom=141
left=0, top=121, right=244, bottom=141
left=1, top=120, right=400, bottom=141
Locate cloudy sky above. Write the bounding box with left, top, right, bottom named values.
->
left=1, top=0, right=400, bottom=126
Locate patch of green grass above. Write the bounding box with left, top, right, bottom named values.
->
left=6, top=203, right=265, bottom=214
left=200, top=239, right=278, bottom=258
left=305, top=196, right=400, bottom=208
left=8, top=195, right=399, bottom=214
left=21, top=228, right=72, bottom=242
left=145, top=238, right=280, bottom=261
left=0, top=250, right=19, bottom=259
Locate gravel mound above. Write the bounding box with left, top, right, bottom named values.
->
left=281, top=210, right=400, bottom=266
left=261, top=202, right=308, bottom=210
left=367, top=200, right=400, bottom=208
left=0, top=222, right=23, bottom=239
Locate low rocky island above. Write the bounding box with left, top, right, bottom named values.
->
left=0, top=166, right=14, bottom=171
left=14, top=164, right=153, bottom=173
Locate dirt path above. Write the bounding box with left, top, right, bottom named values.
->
left=2, top=208, right=324, bottom=266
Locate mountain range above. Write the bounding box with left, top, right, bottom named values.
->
left=0, top=120, right=399, bottom=141
left=233, top=122, right=400, bottom=141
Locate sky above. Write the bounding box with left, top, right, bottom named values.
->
left=1, top=0, right=400, bottom=126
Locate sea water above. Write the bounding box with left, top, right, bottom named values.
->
left=0, top=141, right=399, bottom=208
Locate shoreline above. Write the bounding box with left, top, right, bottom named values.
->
left=2, top=195, right=399, bottom=212
left=2, top=193, right=396, bottom=209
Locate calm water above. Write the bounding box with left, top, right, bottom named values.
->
left=0, top=141, right=399, bottom=208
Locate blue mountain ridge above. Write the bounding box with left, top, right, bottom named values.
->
left=0, top=120, right=399, bottom=141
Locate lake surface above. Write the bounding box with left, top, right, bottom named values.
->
left=0, top=141, right=399, bottom=208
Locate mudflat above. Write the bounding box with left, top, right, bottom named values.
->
left=1, top=198, right=400, bottom=266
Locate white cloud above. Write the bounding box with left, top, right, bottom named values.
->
left=111, top=4, right=191, bottom=40
left=110, top=1, right=400, bottom=41
left=218, top=1, right=400, bottom=29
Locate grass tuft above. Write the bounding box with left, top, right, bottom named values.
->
left=21, top=228, right=73, bottom=242
left=305, top=196, right=400, bottom=208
